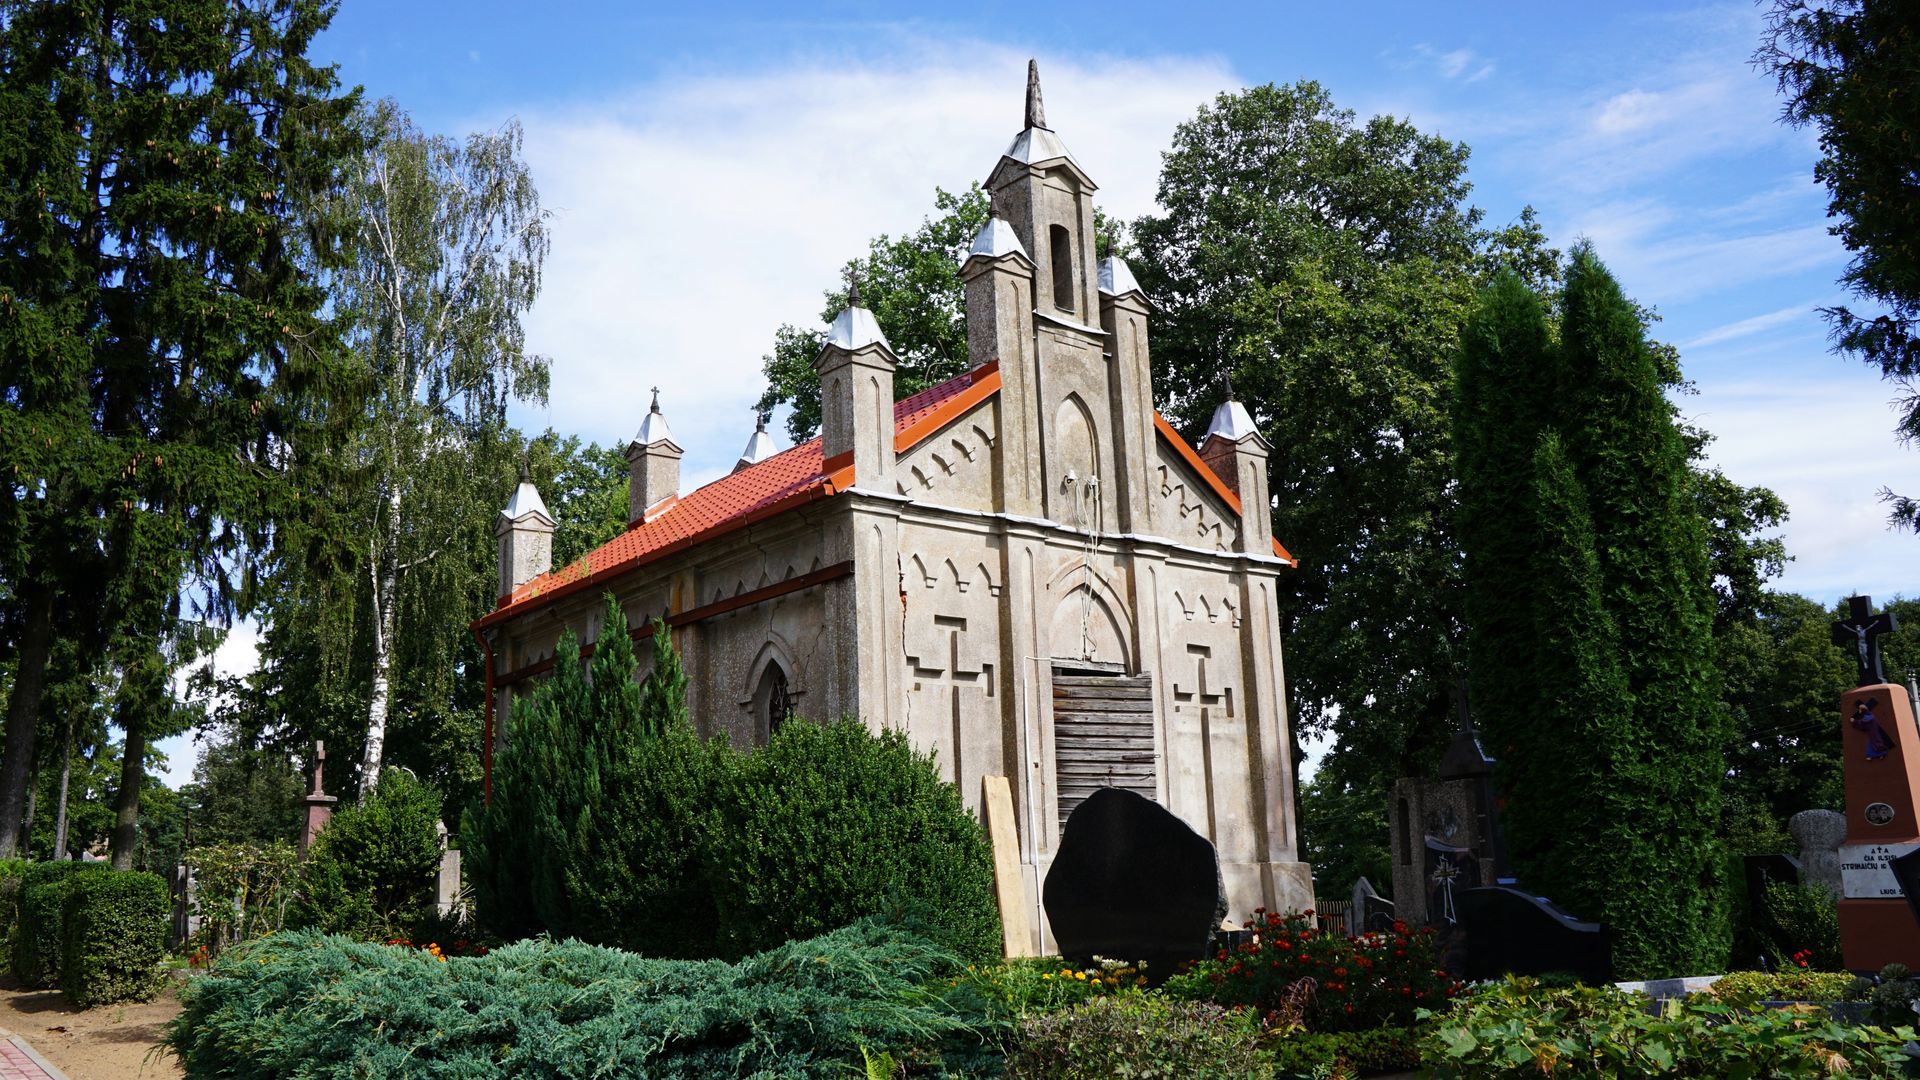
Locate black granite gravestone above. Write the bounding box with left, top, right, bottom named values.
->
left=1042, top=787, right=1223, bottom=980
left=1891, top=848, right=1920, bottom=929
left=1455, top=886, right=1612, bottom=985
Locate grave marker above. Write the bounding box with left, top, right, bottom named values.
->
left=1830, top=596, right=1920, bottom=970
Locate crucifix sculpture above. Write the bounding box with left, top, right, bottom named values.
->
left=1832, top=594, right=1899, bottom=687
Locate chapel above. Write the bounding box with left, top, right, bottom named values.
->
left=473, top=64, right=1313, bottom=951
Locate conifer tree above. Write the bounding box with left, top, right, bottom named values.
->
left=1556, top=247, right=1726, bottom=974
left=1454, top=248, right=1727, bottom=977
left=0, top=0, right=361, bottom=855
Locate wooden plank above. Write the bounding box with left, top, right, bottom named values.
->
left=1056, top=737, right=1161, bottom=754
left=981, top=776, right=1033, bottom=958
left=1052, top=695, right=1153, bottom=712
left=1053, top=685, right=1152, bottom=700
left=1051, top=675, right=1152, bottom=689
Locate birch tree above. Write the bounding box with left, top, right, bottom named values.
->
left=336, top=102, right=550, bottom=798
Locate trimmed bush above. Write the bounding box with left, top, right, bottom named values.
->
left=60, top=869, right=169, bottom=1006
left=12, top=862, right=109, bottom=988
left=706, top=719, right=1002, bottom=961
left=1705, top=969, right=1864, bottom=1008
left=1752, top=880, right=1844, bottom=971
left=1269, top=1026, right=1425, bottom=1078
left=1005, top=994, right=1271, bottom=1079
left=287, top=768, right=442, bottom=941
left=165, top=918, right=1001, bottom=1078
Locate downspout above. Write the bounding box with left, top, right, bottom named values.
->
left=472, top=626, right=496, bottom=804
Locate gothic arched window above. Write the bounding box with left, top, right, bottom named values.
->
left=758, top=662, right=793, bottom=741
left=1049, top=224, right=1074, bottom=312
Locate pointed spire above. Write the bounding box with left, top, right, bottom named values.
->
left=1025, top=59, right=1047, bottom=130
left=825, top=270, right=892, bottom=352
left=517, top=451, right=531, bottom=484
left=1204, top=371, right=1263, bottom=445
left=734, top=407, right=778, bottom=473
left=634, top=385, right=678, bottom=449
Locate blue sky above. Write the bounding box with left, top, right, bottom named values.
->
left=158, top=1, right=1915, bottom=783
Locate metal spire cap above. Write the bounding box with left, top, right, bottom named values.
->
left=634, top=385, right=679, bottom=448
left=734, top=408, right=778, bottom=472
left=1097, top=255, right=1144, bottom=297
left=1205, top=395, right=1262, bottom=445
left=500, top=473, right=553, bottom=524
left=966, top=216, right=1031, bottom=263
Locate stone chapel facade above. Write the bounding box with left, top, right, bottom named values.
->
left=474, top=66, right=1313, bottom=950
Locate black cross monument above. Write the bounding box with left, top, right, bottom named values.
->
left=1832, top=594, right=1899, bottom=687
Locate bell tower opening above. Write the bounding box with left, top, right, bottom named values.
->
left=1049, top=224, right=1075, bottom=313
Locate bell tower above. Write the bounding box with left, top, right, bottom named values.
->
left=986, top=61, right=1101, bottom=325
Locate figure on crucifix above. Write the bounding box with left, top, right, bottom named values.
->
left=1833, top=594, right=1899, bottom=686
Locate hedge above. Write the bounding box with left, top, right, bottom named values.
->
left=165, top=919, right=1002, bottom=1078
left=1004, top=995, right=1270, bottom=1079
left=12, top=862, right=109, bottom=988
left=60, top=869, right=169, bottom=1007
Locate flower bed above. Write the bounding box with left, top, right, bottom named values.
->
left=1165, top=908, right=1460, bottom=1032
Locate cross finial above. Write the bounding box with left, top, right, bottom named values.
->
left=517, top=451, right=530, bottom=483
left=1025, top=59, right=1047, bottom=130
left=754, top=407, right=769, bottom=432
left=847, top=268, right=863, bottom=309
left=1833, top=594, right=1900, bottom=686
left=1220, top=368, right=1235, bottom=402
left=649, top=386, right=661, bottom=413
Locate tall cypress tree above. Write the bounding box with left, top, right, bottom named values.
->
left=1556, top=247, right=1725, bottom=975
left=1455, top=249, right=1726, bottom=977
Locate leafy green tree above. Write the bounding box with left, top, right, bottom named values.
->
left=1130, top=82, right=1505, bottom=805
left=1298, top=759, right=1391, bottom=898
left=330, top=101, right=552, bottom=799
left=1759, top=1, right=1920, bottom=529
left=0, top=0, right=362, bottom=856
left=288, top=767, right=443, bottom=941
left=179, top=738, right=305, bottom=849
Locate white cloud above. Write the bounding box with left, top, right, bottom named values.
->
left=1691, top=375, right=1916, bottom=602
left=1411, top=44, right=1494, bottom=83
left=1682, top=299, right=1826, bottom=349
left=504, top=45, right=1236, bottom=486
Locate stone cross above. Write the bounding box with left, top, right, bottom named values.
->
left=308, top=740, right=327, bottom=797
left=1174, top=644, right=1233, bottom=716
left=910, top=615, right=995, bottom=782
left=1832, top=594, right=1899, bottom=686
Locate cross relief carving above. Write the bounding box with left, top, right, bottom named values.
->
left=1172, top=643, right=1234, bottom=719
left=908, top=614, right=997, bottom=785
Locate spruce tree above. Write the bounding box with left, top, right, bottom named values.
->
left=1555, top=247, right=1726, bottom=975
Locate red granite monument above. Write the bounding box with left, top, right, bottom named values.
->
left=1831, top=596, right=1920, bottom=971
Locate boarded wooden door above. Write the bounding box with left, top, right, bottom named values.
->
left=1051, top=667, right=1157, bottom=828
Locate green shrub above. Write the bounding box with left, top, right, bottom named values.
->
left=0, top=858, right=30, bottom=968
left=1705, top=969, right=1865, bottom=1008
left=1164, top=909, right=1460, bottom=1032
left=1751, top=881, right=1844, bottom=971
left=1005, top=994, right=1271, bottom=1079
left=165, top=918, right=1002, bottom=1078
left=952, top=956, right=1149, bottom=1020
left=1268, top=1026, right=1424, bottom=1078
left=59, top=870, right=168, bottom=1007
left=1424, top=976, right=1919, bottom=1078
left=287, top=769, right=442, bottom=941
left=186, top=841, right=297, bottom=958
left=706, top=718, right=1002, bottom=961
left=12, top=862, right=109, bottom=988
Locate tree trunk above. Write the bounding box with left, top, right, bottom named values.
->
left=52, top=718, right=74, bottom=861
left=358, top=479, right=405, bottom=802
left=111, top=698, right=146, bottom=871
left=0, top=581, right=54, bottom=859
left=21, top=768, right=36, bottom=857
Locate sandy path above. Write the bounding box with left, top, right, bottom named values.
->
left=0, top=977, right=183, bottom=1080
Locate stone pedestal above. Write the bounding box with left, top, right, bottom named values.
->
left=301, top=793, right=337, bottom=859
left=1836, top=683, right=1920, bottom=971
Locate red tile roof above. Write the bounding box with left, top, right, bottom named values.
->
left=478, top=361, right=1291, bottom=627
left=480, top=363, right=1002, bottom=623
